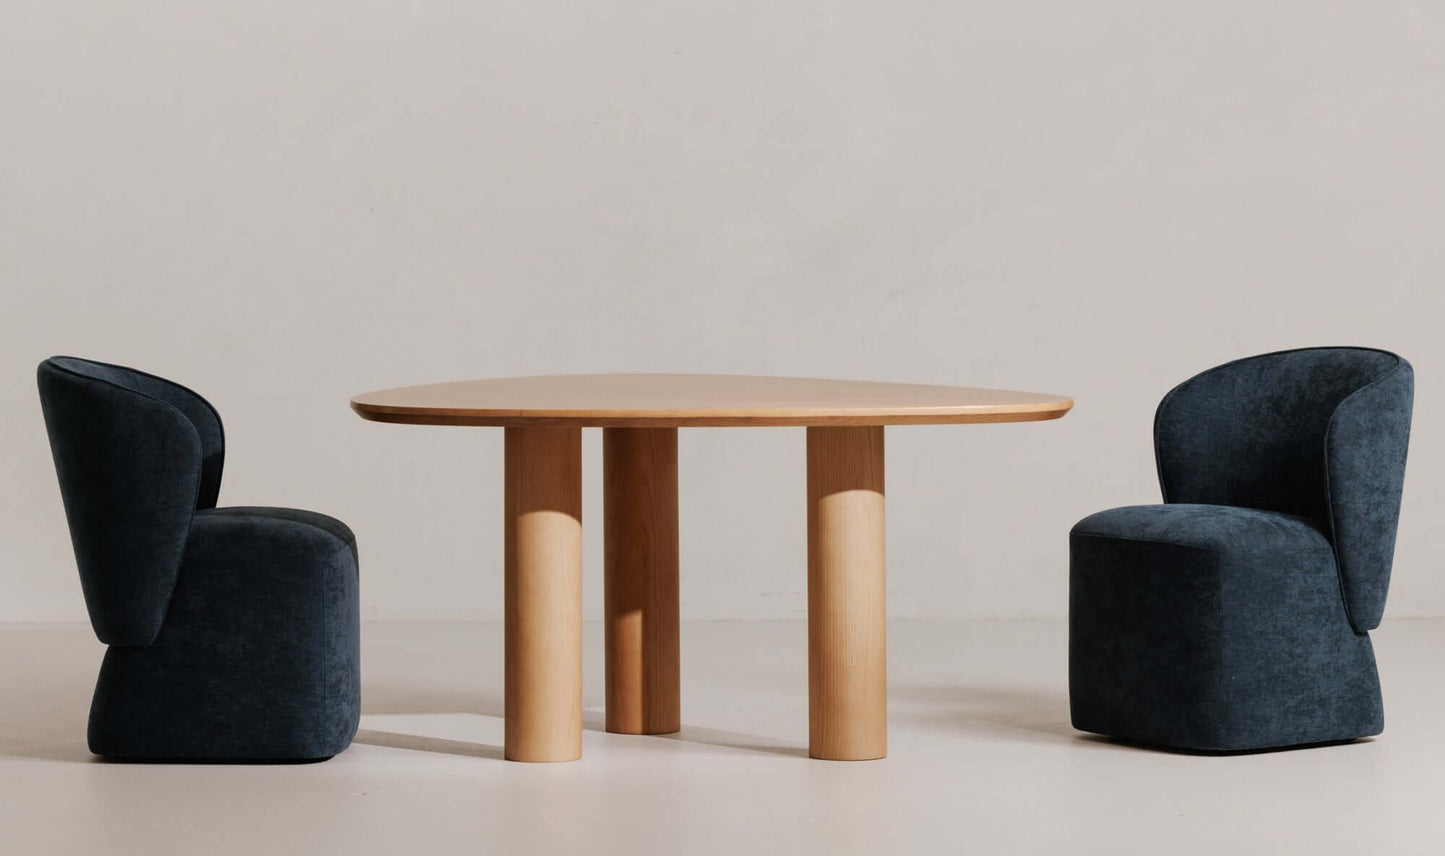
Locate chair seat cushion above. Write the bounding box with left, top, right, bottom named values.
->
left=194, top=505, right=357, bottom=554
left=1071, top=503, right=1331, bottom=554
left=87, top=506, right=360, bottom=760
left=1069, top=503, right=1380, bottom=751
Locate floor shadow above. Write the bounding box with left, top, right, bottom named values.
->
left=890, top=684, right=1379, bottom=756
left=363, top=688, right=611, bottom=732
left=353, top=729, right=505, bottom=760
left=361, top=687, right=498, bottom=718
left=361, top=680, right=807, bottom=759
left=4, top=738, right=352, bottom=765
left=651, top=725, right=809, bottom=758
left=0, top=739, right=97, bottom=763
left=1080, top=733, right=1376, bottom=757
left=889, top=682, right=1078, bottom=745
left=95, top=755, right=335, bottom=765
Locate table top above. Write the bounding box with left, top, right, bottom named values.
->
left=350, top=374, right=1073, bottom=428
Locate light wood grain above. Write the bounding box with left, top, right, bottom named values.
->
left=351, top=374, right=1073, bottom=427
left=504, top=426, right=583, bottom=762
left=807, top=426, right=887, bottom=761
left=355, top=372, right=1073, bottom=763
left=603, top=428, right=682, bottom=735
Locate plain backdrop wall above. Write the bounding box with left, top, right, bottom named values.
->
left=3, top=2, right=1442, bottom=623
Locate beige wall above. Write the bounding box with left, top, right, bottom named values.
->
left=3, top=2, right=1442, bottom=622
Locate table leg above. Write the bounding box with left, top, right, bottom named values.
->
left=807, top=425, right=887, bottom=760
left=504, top=426, right=583, bottom=762
left=603, top=427, right=681, bottom=735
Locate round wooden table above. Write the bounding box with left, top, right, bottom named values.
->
left=351, top=374, right=1072, bottom=762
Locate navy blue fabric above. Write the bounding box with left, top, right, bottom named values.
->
left=48, top=356, right=225, bottom=509
left=38, top=358, right=206, bottom=646
left=89, top=508, right=360, bottom=760
left=37, top=357, right=359, bottom=761
left=1154, top=347, right=1412, bottom=631
left=1071, top=506, right=1382, bottom=751
left=1324, top=360, right=1414, bottom=629
left=1071, top=347, right=1412, bottom=752
left=1073, top=503, right=1331, bottom=553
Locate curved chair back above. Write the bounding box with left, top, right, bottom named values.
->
left=1154, top=347, right=1412, bottom=631
left=37, top=357, right=225, bottom=646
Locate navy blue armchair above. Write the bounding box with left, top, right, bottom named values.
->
left=1070, top=347, right=1412, bottom=751
left=38, top=357, right=360, bottom=760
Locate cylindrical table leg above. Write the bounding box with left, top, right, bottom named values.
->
left=604, top=427, right=681, bottom=735
left=807, top=425, right=887, bottom=761
left=504, top=426, right=583, bottom=762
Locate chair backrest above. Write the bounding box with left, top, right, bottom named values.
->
left=37, top=357, right=225, bottom=646
left=1154, top=347, right=1412, bottom=632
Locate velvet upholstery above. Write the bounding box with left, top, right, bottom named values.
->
left=38, top=357, right=360, bottom=761
left=1154, top=347, right=1412, bottom=631
left=1071, top=347, right=1412, bottom=752
left=37, top=358, right=218, bottom=646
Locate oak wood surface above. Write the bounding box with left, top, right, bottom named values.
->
left=807, top=426, right=887, bottom=761
left=504, top=426, right=583, bottom=762
left=603, top=428, right=682, bottom=735
left=352, top=374, right=1072, bottom=427
left=357, top=372, right=1072, bottom=763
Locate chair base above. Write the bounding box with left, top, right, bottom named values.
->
left=87, top=639, right=360, bottom=762
left=1080, top=734, right=1371, bottom=757
left=1069, top=505, right=1385, bottom=753
left=86, top=506, right=362, bottom=763
left=93, top=753, right=338, bottom=765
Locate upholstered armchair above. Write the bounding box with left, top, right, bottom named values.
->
left=1069, top=347, right=1412, bottom=751
left=37, top=357, right=360, bottom=760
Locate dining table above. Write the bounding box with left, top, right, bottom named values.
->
left=351, top=373, right=1072, bottom=762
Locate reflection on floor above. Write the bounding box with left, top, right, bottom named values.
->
left=2, top=620, right=1443, bottom=854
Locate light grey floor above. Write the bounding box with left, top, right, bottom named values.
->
left=2, top=619, right=1442, bottom=855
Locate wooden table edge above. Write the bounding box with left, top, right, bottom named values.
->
left=348, top=399, right=1074, bottom=428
